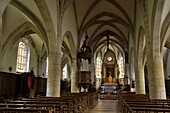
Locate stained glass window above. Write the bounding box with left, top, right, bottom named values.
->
left=16, top=41, right=29, bottom=72
left=118, top=57, right=124, bottom=78
left=96, top=57, right=102, bottom=78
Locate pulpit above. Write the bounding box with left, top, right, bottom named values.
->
left=79, top=71, right=91, bottom=92
left=77, top=35, right=93, bottom=92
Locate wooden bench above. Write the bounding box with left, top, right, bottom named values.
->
left=0, top=107, right=53, bottom=113
left=118, top=92, right=170, bottom=113
left=7, top=99, right=75, bottom=113
left=1, top=92, right=98, bottom=113
left=130, top=107, right=170, bottom=113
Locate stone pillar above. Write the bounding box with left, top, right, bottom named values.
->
left=135, top=66, right=146, bottom=94
left=91, top=57, right=95, bottom=83
left=0, top=18, right=4, bottom=71
left=125, top=63, right=130, bottom=84
left=46, top=49, right=61, bottom=97
left=149, top=56, right=166, bottom=99
left=71, top=58, right=79, bottom=92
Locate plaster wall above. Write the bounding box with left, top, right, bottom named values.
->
left=3, top=40, right=38, bottom=75
left=3, top=41, right=18, bottom=73
left=0, top=0, right=11, bottom=16
left=161, top=0, right=170, bottom=26
left=44, top=0, right=58, bottom=37
left=29, top=44, right=38, bottom=76
left=3, top=5, right=32, bottom=44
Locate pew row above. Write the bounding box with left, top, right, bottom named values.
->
left=0, top=92, right=98, bottom=113
left=117, top=92, right=170, bottom=113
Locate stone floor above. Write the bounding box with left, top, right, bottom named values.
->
left=86, top=99, right=120, bottom=113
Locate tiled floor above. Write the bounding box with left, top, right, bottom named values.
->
left=86, top=99, right=120, bottom=113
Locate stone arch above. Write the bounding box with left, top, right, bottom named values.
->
left=62, top=31, right=77, bottom=92
left=34, top=0, right=57, bottom=52
left=88, top=23, right=128, bottom=47
left=2, top=22, right=45, bottom=60
left=61, top=41, right=72, bottom=74
left=135, top=26, right=146, bottom=94
left=89, top=30, right=127, bottom=51
left=80, top=12, right=133, bottom=38
left=137, top=26, right=146, bottom=67
left=0, top=0, right=11, bottom=16
left=10, top=0, right=49, bottom=49
left=129, top=47, right=135, bottom=81
left=151, top=0, right=165, bottom=57
left=62, top=31, right=76, bottom=59
left=62, top=31, right=76, bottom=74
left=160, top=11, right=170, bottom=53
left=80, top=0, right=133, bottom=35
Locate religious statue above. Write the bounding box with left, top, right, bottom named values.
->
left=107, top=71, right=113, bottom=83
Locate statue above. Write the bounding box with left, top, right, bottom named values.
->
left=107, top=71, right=113, bottom=83
left=80, top=35, right=89, bottom=52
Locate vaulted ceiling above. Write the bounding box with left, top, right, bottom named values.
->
left=4, top=0, right=136, bottom=59
left=73, top=0, right=135, bottom=57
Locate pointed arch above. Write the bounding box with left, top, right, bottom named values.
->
left=151, top=0, right=164, bottom=57
left=137, top=26, right=146, bottom=67
left=2, top=22, right=43, bottom=61
left=62, top=31, right=76, bottom=59
left=160, top=11, right=170, bottom=53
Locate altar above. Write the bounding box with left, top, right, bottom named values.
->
left=101, top=83, right=118, bottom=93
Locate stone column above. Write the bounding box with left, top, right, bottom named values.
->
left=125, top=63, right=130, bottom=84
left=91, top=57, right=95, bottom=83
left=46, top=49, right=61, bottom=97
left=135, top=66, right=146, bottom=94
left=149, top=56, right=166, bottom=99
left=71, top=58, right=79, bottom=92
left=0, top=18, right=4, bottom=71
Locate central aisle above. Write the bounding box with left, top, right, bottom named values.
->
left=86, top=100, right=120, bottom=113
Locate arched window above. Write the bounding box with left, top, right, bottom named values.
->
left=96, top=57, right=102, bottom=78
left=46, top=57, right=48, bottom=76
left=63, top=64, right=68, bottom=79
left=118, top=57, right=124, bottom=78
left=16, top=41, right=30, bottom=72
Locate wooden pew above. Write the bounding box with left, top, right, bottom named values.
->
left=118, top=92, right=170, bottom=113
left=3, top=92, right=98, bottom=113
left=0, top=108, right=53, bottom=113
left=7, top=99, right=72, bottom=113
left=130, top=107, right=170, bottom=113
left=61, top=92, right=98, bottom=111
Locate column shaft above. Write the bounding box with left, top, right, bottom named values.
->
left=125, top=63, right=130, bottom=84
left=149, top=58, right=166, bottom=99
left=46, top=50, right=61, bottom=97
left=71, top=58, right=79, bottom=92
left=135, top=66, right=146, bottom=94
left=0, top=18, right=3, bottom=71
